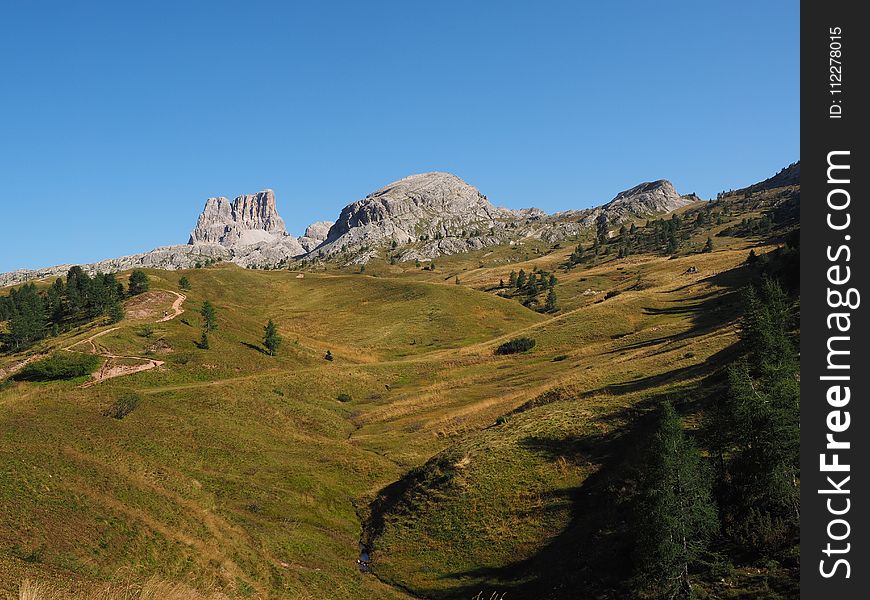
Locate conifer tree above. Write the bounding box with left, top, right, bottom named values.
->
left=545, top=288, right=558, bottom=312
left=263, top=319, right=282, bottom=356
left=107, top=300, right=124, bottom=324
left=634, top=402, right=717, bottom=598
left=508, top=271, right=517, bottom=287
left=200, top=300, right=217, bottom=332
left=516, top=269, right=527, bottom=288
left=179, top=276, right=191, bottom=290
left=703, top=237, right=714, bottom=253
left=128, top=270, right=150, bottom=296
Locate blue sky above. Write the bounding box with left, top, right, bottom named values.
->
left=0, top=1, right=798, bottom=272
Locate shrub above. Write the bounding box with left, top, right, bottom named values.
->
left=104, top=392, right=141, bottom=419
left=605, top=290, right=621, bottom=300
left=324, top=350, right=334, bottom=361
left=13, top=353, right=101, bottom=381
left=552, top=354, right=568, bottom=362
left=494, top=337, right=536, bottom=355
left=336, top=393, right=352, bottom=403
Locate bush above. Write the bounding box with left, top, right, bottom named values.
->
left=604, top=290, right=621, bottom=300
left=13, top=353, right=101, bottom=381
left=336, top=393, right=352, bottom=403
left=552, top=354, right=568, bottom=362
left=104, top=392, right=141, bottom=419
left=494, top=337, right=536, bottom=355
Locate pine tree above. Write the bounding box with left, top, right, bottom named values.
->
left=634, top=402, right=717, bottom=598
left=263, top=319, right=282, bottom=356
left=508, top=271, right=517, bottom=287
left=516, top=269, right=527, bottom=288
left=200, top=300, right=217, bottom=332
left=107, top=300, right=124, bottom=324
left=324, top=350, right=334, bottom=361
left=703, top=237, right=714, bottom=253
left=667, top=232, right=679, bottom=255
left=199, top=331, right=210, bottom=350
left=7, top=284, right=47, bottom=350
left=179, top=276, right=191, bottom=290
left=128, top=270, right=150, bottom=296
left=544, top=288, right=558, bottom=312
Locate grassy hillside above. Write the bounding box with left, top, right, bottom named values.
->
left=0, top=183, right=798, bottom=598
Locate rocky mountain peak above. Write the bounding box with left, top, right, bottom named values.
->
left=189, top=189, right=287, bottom=247
left=322, top=172, right=504, bottom=248
left=298, top=221, right=335, bottom=253
left=590, top=179, right=694, bottom=227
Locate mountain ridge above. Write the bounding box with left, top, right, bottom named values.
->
left=0, top=165, right=799, bottom=287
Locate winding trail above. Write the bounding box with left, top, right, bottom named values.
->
left=70, top=290, right=186, bottom=386
left=156, top=290, right=186, bottom=322
left=0, top=289, right=188, bottom=385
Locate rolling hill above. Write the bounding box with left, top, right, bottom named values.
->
left=0, top=166, right=799, bottom=599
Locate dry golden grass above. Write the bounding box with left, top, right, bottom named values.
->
left=15, top=577, right=229, bottom=600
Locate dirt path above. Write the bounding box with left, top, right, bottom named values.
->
left=2, top=290, right=185, bottom=384
left=156, top=290, right=186, bottom=322
left=64, top=291, right=187, bottom=386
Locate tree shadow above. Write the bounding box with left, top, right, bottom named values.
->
left=363, top=263, right=754, bottom=599
left=398, top=374, right=727, bottom=600
left=241, top=341, right=269, bottom=355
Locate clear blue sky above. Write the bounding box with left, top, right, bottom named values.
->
left=0, top=1, right=798, bottom=272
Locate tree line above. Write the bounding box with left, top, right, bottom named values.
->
left=632, top=266, right=799, bottom=597
left=0, top=268, right=151, bottom=352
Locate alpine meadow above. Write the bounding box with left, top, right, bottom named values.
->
left=0, top=164, right=800, bottom=599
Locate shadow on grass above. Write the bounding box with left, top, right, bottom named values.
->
left=364, top=263, right=756, bottom=599
left=401, top=376, right=725, bottom=600
left=241, top=341, right=269, bottom=355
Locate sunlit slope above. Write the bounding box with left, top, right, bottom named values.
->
left=0, top=180, right=796, bottom=598
left=0, top=265, right=543, bottom=598
left=360, top=249, right=761, bottom=599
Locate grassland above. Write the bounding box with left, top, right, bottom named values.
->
left=0, top=186, right=798, bottom=598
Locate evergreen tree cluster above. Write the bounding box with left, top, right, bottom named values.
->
left=633, top=276, right=799, bottom=596
left=0, top=267, right=149, bottom=351
left=503, top=268, right=558, bottom=312
left=705, top=278, right=799, bottom=552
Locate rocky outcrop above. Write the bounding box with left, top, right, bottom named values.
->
left=0, top=244, right=232, bottom=287
left=314, top=172, right=515, bottom=262
left=298, top=221, right=334, bottom=252
left=553, top=179, right=696, bottom=236
left=732, top=161, right=800, bottom=196
left=188, top=189, right=305, bottom=260
left=189, top=189, right=290, bottom=247
left=311, top=173, right=698, bottom=264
